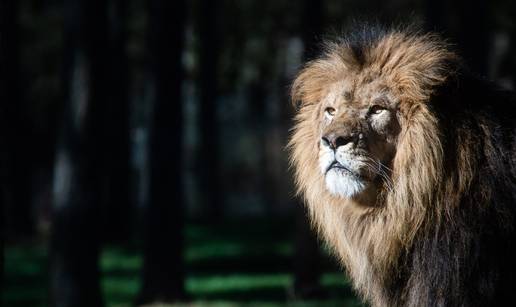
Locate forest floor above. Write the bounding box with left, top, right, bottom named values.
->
left=3, top=218, right=363, bottom=307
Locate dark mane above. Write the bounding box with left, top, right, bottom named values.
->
left=340, top=23, right=388, bottom=65
left=327, top=22, right=423, bottom=67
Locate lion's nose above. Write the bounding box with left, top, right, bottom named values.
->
left=321, top=132, right=359, bottom=149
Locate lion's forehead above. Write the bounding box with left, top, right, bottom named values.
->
left=323, top=77, right=394, bottom=109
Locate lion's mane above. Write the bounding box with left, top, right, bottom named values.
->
left=289, top=26, right=516, bottom=306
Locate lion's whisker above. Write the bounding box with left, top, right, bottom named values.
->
left=362, top=158, right=394, bottom=192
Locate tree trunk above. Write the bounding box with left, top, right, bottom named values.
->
left=0, top=0, right=19, bottom=293
left=0, top=0, right=23, bottom=296
left=1, top=0, right=34, bottom=239
left=102, top=0, right=131, bottom=243
left=50, top=1, right=108, bottom=306
left=248, top=78, right=275, bottom=213
left=292, top=0, right=324, bottom=299
left=198, top=0, right=222, bottom=217
left=136, top=0, right=187, bottom=303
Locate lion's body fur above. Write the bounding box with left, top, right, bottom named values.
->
left=289, top=26, right=516, bottom=306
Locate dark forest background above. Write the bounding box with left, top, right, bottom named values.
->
left=1, top=0, right=515, bottom=306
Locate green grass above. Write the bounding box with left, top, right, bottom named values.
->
left=3, top=219, right=363, bottom=307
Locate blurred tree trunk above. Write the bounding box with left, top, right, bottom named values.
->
left=103, top=0, right=131, bottom=243
left=498, top=19, right=516, bottom=88
left=198, top=0, right=222, bottom=217
left=1, top=0, right=34, bottom=238
left=292, top=0, right=324, bottom=299
left=0, top=0, right=20, bottom=292
left=0, top=0, right=23, bottom=295
left=248, top=75, right=275, bottom=213
left=50, top=1, right=108, bottom=306
left=136, top=0, right=186, bottom=303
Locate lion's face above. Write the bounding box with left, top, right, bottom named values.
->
left=291, top=32, right=455, bottom=209
left=317, top=80, right=401, bottom=200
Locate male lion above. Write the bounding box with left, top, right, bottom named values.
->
left=289, top=25, right=516, bottom=307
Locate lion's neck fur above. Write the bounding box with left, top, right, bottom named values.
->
left=296, top=105, right=452, bottom=303
left=297, top=108, right=482, bottom=306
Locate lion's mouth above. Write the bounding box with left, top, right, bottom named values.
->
left=326, top=161, right=355, bottom=176
left=325, top=160, right=371, bottom=182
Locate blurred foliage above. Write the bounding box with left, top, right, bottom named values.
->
left=4, top=218, right=363, bottom=307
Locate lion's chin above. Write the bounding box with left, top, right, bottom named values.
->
left=324, top=168, right=367, bottom=199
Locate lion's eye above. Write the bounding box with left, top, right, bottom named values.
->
left=325, top=107, right=336, bottom=117
left=369, top=105, right=385, bottom=115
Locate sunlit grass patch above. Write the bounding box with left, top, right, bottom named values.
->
left=187, top=273, right=292, bottom=295
left=3, top=219, right=362, bottom=307
left=3, top=244, right=49, bottom=306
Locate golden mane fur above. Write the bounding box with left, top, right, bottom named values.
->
left=287, top=28, right=475, bottom=306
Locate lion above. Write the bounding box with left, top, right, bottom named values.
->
left=288, top=25, right=516, bottom=307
